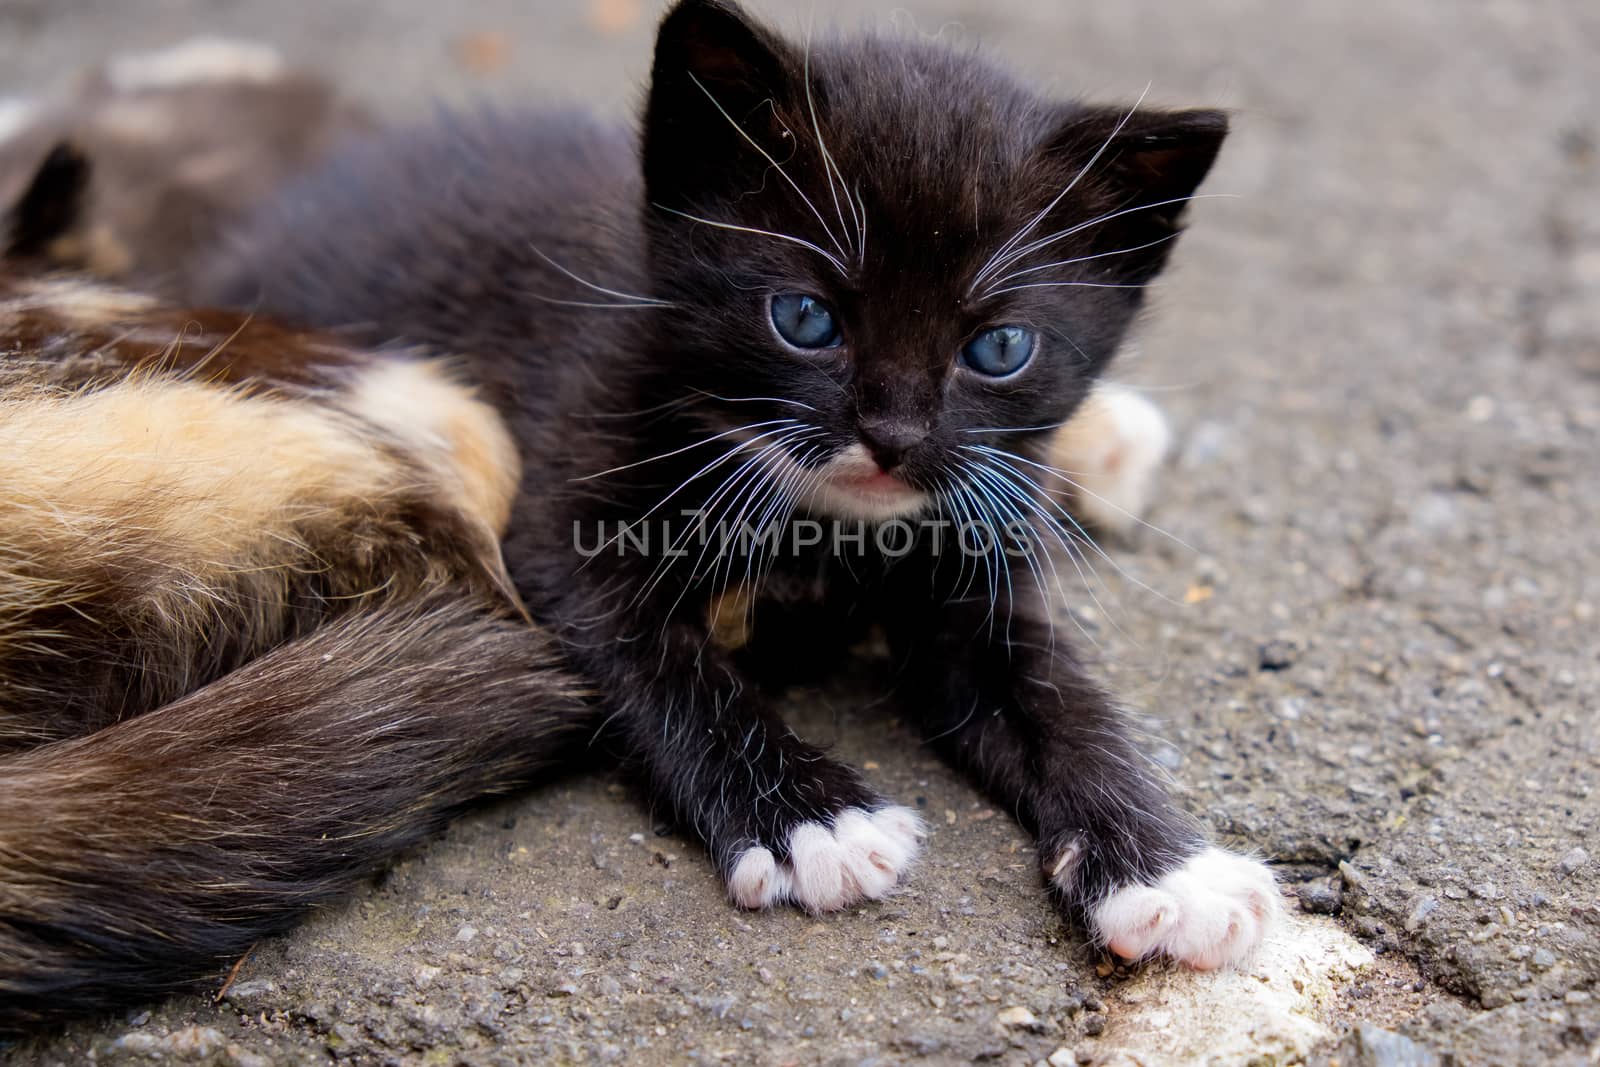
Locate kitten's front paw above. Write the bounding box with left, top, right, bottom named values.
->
left=727, top=806, right=924, bottom=913
left=1088, top=847, right=1281, bottom=970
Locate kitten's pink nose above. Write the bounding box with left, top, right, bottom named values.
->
left=857, top=417, right=926, bottom=471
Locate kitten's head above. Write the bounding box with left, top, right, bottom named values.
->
left=641, top=0, right=1225, bottom=522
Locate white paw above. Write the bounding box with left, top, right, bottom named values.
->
left=1048, top=382, right=1171, bottom=534
left=726, top=806, right=924, bottom=913
left=1089, top=847, right=1281, bottom=970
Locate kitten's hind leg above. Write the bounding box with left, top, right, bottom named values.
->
left=1047, top=382, right=1171, bottom=536
left=884, top=584, right=1279, bottom=970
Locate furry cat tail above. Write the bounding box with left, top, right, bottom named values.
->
left=0, top=596, right=592, bottom=1034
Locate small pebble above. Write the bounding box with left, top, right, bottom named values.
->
left=1338, top=860, right=1367, bottom=887
left=222, top=978, right=278, bottom=1007
left=1405, top=896, right=1438, bottom=932
left=1048, top=1049, right=1078, bottom=1067
left=1340, top=1024, right=1442, bottom=1066
left=1258, top=639, right=1298, bottom=671
left=1558, top=847, right=1588, bottom=876
left=898, top=1034, right=944, bottom=1055
left=996, top=1005, right=1045, bottom=1032
left=112, top=1033, right=160, bottom=1054
left=166, top=1026, right=225, bottom=1057
left=1298, top=879, right=1343, bottom=915
left=230, top=1048, right=273, bottom=1067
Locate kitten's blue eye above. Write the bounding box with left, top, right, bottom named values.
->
left=961, top=326, right=1036, bottom=377
left=770, top=292, right=841, bottom=349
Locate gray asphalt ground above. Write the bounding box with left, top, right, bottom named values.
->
left=3, top=1, right=1599, bottom=1064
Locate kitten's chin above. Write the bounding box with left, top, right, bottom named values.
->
left=798, top=445, right=930, bottom=522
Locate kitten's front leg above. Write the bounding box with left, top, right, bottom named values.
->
left=885, top=587, right=1278, bottom=969
left=586, top=618, right=923, bottom=913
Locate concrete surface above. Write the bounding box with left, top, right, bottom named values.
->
left=3, top=0, right=1599, bottom=1064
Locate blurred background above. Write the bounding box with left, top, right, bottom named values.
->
left=2, top=2, right=1597, bottom=1065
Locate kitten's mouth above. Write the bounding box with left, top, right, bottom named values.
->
left=801, top=445, right=929, bottom=521
left=835, top=469, right=914, bottom=495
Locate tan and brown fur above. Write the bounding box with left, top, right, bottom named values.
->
left=0, top=270, right=525, bottom=749
left=0, top=155, right=593, bottom=1032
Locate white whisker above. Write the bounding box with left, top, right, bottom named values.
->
left=689, top=390, right=819, bottom=413
left=980, top=193, right=1236, bottom=285
left=528, top=244, right=673, bottom=306
left=571, top=418, right=799, bottom=482
left=853, top=182, right=868, bottom=266
left=577, top=422, right=818, bottom=570
left=802, top=31, right=861, bottom=268
left=969, top=85, right=1151, bottom=294
left=643, top=427, right=821, bottom=609
left=524, top=296, right=673, bottom=310
left=966, top=443, right=1196, bottom=554
left=962, top=444, right=1184, bottom=608
left=981, top=234, right=1178, bottom=290
left=963, top=458, right=1118, bottom=648
left=653, top=204, right=849, bottom=277
left=982, top=280, right=1152, bottom=300
left=959, top=417, right=1077, bottom=435
left=688, top=72, right=851, bottom=265
left=956, top=460, right=1033, bottom=644
left=960, top=459, right=1085, bottom=653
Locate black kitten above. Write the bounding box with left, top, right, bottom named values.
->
left=202, top=0, right=1277, bottom=967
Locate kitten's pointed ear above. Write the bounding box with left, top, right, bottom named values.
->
left=643, top=0, right=795, bottom=207
left=1051, top=106, right=1228, bottom=224
left=1038, top=107, right=1227, bottom=279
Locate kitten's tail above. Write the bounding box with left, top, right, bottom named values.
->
left=0, top=596, right=592, bottom=1035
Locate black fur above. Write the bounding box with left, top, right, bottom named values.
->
left=198, top=0, right=1225, bottom=902
left=199, top=0, right=1226, bottom=932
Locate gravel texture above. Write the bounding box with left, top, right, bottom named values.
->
left=2, top=1, right=1598, bottom=1064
